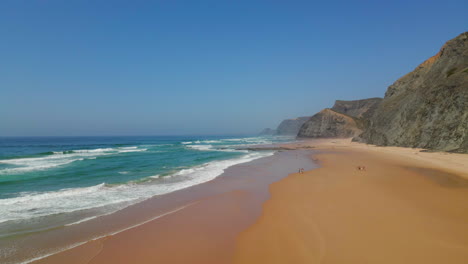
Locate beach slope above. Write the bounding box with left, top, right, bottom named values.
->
left=234, top=140, right=468, bottom=263
left=32, top=139, right=468, bottom=264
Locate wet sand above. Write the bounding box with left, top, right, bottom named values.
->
left=29, top=140, right=468, bottom=264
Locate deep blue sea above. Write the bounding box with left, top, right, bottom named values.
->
left=0, top=135, right=293, bottom=237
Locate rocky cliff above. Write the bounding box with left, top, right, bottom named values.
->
left=331, top=98, right=382, bottom=119
left=297, top=98, right=381, bottom=138
left=276, top=116, right=310, bottom=135
left=358, top=32, right=468, bottom=152
left=259, top=116, right=310, bottom=136
left=297, top=109, right=363, bottom=138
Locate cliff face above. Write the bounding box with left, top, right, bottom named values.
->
left=276, top=116, right=310, bottom=135
left=331, top=98, right=382, bottom=119
left=359, top=32, right=468, bottom=152
left=297, top=109, right=363, bottom=138
left=297, top=98, right=381, bottom=138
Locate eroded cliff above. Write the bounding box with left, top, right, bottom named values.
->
left=359, top=32, right=468, bottom=152
left=297, top=98, right=381, bottom=138
left=276, top=117, right=310, bottom=135
left=297, top=109, right=363, bottom=138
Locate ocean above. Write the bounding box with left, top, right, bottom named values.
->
left=0, top=135, right=293, bottom=240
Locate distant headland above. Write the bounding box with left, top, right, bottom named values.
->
left=261, top=32, right=468, bottom=153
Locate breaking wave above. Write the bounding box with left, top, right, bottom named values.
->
left=0, top=151, right=272, bottom=224
left=0, top=147, right=146, bottom=175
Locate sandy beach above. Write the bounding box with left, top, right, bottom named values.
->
left=28, top=150, right=316, bottom=264
left=31, top=139, right=468, bottom=264
left=3, top=3, right=467, bottom=264
left=235, top=139, right=468, bottom=263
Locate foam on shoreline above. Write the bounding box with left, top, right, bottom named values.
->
left=0, top=151, right=273, bottom=224
left=24, top=149, right=317, bottom=264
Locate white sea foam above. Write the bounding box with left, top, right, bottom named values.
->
left=0, top=158, right=83, bottom=174
left=0, top=151, right=273, bottom=224
left=118, top=148, right=147, bottom=153
left=181, top=137, right=283, bottom=149
left=187, top=144, right=248, bottom=153
left=199, top=140, right=222, bottom=143
left=224, top=137, right=276, bottom=144
left=64, top=215, right=101, bottom=227
left=188, top=144, right=214, bottom=151
left=0, top=146, right=146, bottom=175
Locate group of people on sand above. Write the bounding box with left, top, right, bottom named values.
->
left=298, top=168, right=305, bottom=174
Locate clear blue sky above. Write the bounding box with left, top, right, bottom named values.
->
left=1, top=0, right=467, bottom=136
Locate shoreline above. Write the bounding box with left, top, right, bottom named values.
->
left=12, top=149, right=316, bottom=264
left=8, top=139, right=468, bottom=263
left=0, top=143, right=278, bottom=263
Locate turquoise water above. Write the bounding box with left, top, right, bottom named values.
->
left=0, top=135, right=293, bottom=235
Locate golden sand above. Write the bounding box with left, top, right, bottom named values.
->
left=234, top=139, right=468, bottom=263
left=33, top=139, right=468, bottom=263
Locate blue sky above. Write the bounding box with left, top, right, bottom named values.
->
left=1, top=0, right=467, bottom=136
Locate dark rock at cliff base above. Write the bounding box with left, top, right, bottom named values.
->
left=259, top=128, right=277, bottom=136
left=358, top=32, right=468, bottom=153
left=297, top=109, right=363, bottom=138
left=276, top=116, right=310, bottom=135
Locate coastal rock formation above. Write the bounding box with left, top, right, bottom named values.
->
left=276, top=116, right=310, bottom=135
left=358, top=32, right=468, bottom=152
left=296, top=98, right=381, bottom=138
left=259, top=116, right=310, bottom=136
left=259, top=128, right=277, bottom=135
left=331, top=98, right=382, bottom=119
left=297, top=109, right=363, bottom=138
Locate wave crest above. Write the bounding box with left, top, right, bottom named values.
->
left=0, top=151, right=273, bottom=224
left=0, top=146, right=146, bottom=175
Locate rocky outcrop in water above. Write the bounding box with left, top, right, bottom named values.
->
left=358, top=32, right=468, bottom=153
